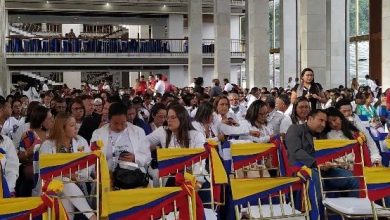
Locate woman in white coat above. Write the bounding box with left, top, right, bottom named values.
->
left=0, top=134, right=19, bottom=196
left=39, top=112, right=96, bottom=220
left=90, top=102, right=151, bottom=172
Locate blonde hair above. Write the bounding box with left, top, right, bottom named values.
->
left=48, top=112, right=74, bottom=152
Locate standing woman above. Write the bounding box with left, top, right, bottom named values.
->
left=291, top=68, right=327, bottom=110
left=351, top=78, right=359, bottom=97
left=39, top=112, right=96, bottom=220
left=16, top=105, right=53, bottom=196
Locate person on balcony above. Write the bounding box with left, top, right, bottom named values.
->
left=154, top=74, right=165, bottom=95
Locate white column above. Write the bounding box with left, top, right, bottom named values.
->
left=41, top=23, right=47, bottom=32
left=246, top=0, right=269, bottom=89
left=326, top=0, right=347, bottom=89
left=0, top=2, right=9, bottom=96
left=168, top=14, right=184, bottom=53
left=62, top=24, right=83, bottom=37
left=129, top=72, right=139, bottom=87
left=280, top=0, right=298, bottom=88
left=214, top=0, right=231, bottom=81
left=383, top=0, right=390, bottom=90
left=140, top=25, right=149, bottom=38
left=299, top=0, right=327, bottom=86
left=63, top=72, right=81, bottom=89
left=188, top=0, right=203, bottom=81
left=169, top=66, right=187, bottom=87
left=151, top=21, right=166, bottom=39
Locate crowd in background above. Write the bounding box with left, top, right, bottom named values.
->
left=1, top=68, right=389, bottom=219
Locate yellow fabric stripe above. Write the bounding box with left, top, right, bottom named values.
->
left=39, top=152, right=90, bottom=169
left=106, top=187, right=182, bottom=213
left=230, top=177, right=299, bottom=200
left=210, top=147, right=228, bottom=184
left=386, top=139, right=390, bottom=149
left=314, top=139, right=357, bottom=151
left=0, top=197, right=43, bottom=214
left=364, top=167, right=390, bottom=184
left=157, top=148, right=205, bottom=161
left=231, top=143, right=276, bottom=157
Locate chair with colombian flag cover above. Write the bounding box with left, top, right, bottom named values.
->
left=156, top=142, right=228, bottom=219
left=105, top=173, right=202, bottom=220
left=229, top=177, right=310, bottom=220
left=364, top=166, right=390, bottom=219
left=230, top=142, right=279, bottom=178
left=38, top=152, right=101, bottom=218
left=315, top=139, right=375, bottom=219
left=0, top=178, right=68, bottom=220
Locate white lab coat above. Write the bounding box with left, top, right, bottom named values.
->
left=0, top=135, right=19, bottom=193
left=91, top=123, right=151, bottom=171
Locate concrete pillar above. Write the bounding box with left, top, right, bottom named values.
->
left=140, top=25, right=149, bottom=39
left=169, top=66, right=187, bottom=88
left=214, top=0, right=231, bottom=81
left=168, top=14, right=184, bottom=53
left=280, top=0, right=298, bottom=88
left=383, top=0, right=390, bottom=90
left=129, top=72, right=139, bottom=87
left=245, top=0, right=269, bottom=89
left=42, top=23, right=47, bottom=32
left=62, top=24, right=83, bottom=37
left=188, top=0, right=203, bottom=82
left=151, top=21, right=166, bottom=39
left=0, top=3, right=10, bottom=97
left=63, top=72, right=81, bottom=89
left=299, top=0, right=327, bottom=87
left=326, top=0, right=347, bottom=89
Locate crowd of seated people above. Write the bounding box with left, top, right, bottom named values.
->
left=1, top=68, right=390, bottom=219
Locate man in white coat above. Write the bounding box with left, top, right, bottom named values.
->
left=90, top=102, right=151, bottom=172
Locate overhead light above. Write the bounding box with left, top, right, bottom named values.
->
left=106, top=2, right=110, bottom=6
left=46, top=1, right=50, bottom=3
left=163, top=4, right=166, bottom=8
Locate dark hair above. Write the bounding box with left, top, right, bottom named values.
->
left=11, top=99, right=21, bottom=108
left=249, top=87, right=259, bottom=95
left=182, top=94, right=194, bottom=106
left=25, top=101, right=41, bottom=123
left=165, top=104, right=194, bottom=148
left=80, top=94, right=94, bottom=101
left=300, top=68, right=314, bottom=79
left=213, top=95, right=230, bottom=113
left=278, top=94, right=290, bottom=106
left=245, top=100, right=268, bottom=127
left=291, top=96, right=310, bottom=124
left=262, top=94, right=276, bottom=109
left=149, top=103, right=166, bottom=123
left=108, top=102, right=127, bottom=120
left=335, top=99, right=352, bottom=110
left=324, top=107, right=358, bottom=139
left=194, top=102, right=214, bottom=124
left=30, top=105, right=50, bottom=129
left=308, top=109, right=327, bottom=118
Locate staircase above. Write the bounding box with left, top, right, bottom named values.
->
left=19, top=72, right=62, bottom=86
left=9, top=25, right=35, bottom=37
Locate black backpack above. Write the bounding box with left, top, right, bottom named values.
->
left=113, top=166, right=149, bottom=189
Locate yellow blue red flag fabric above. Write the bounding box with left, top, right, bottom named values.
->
left=364, top=167, right=390, bottom=201
left=106, top=187, right=191, bottom=220
left=39, top=152, right=98, bottom=181
left=230, top=142, right=277, bottom=171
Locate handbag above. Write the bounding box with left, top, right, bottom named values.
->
left=113, top=165, right=149, bottom=189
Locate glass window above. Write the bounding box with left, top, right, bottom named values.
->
left=349, top=0, right=369, bottom=84
left=269, top=0, right=280, bottom=87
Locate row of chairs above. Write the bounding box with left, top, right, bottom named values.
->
left=2, top=137, right=390, bottom=219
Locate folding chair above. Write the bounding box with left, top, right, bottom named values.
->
left=230, top=177, right=310, bottom=220
left=106, top=187, right=195, bottom=220
left=315, top=139, right=375, bottom=219
left=38, top=152, right=100, bottom=219
left=230, top=142, right=279, bottom=179
left=364, top=166, right=390, bottom=219
left=156, top=146, right=225, bottom=219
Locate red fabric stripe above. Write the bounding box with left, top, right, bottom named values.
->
left=232, top=147, right=277, bottom=170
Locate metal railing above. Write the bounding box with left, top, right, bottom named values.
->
left=5, top=37, right=245, bottom=57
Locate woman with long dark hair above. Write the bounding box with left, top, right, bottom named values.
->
left=240, top=100, right=275, bottom=143
left=280, top=97, right=311, bottom=135
left=291, top=68, right=326, bottom=109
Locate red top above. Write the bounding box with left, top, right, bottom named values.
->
left=386, top=88, right=390, bottom=110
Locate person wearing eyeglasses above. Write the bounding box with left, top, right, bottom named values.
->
left=239, top=100, right=275, bottom=143
left=228, top=92, right=247, bottom=121
left=70, top=98, right=85, bottom=133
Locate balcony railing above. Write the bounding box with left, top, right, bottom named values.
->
left=5, top=37, right=245, bottom=57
